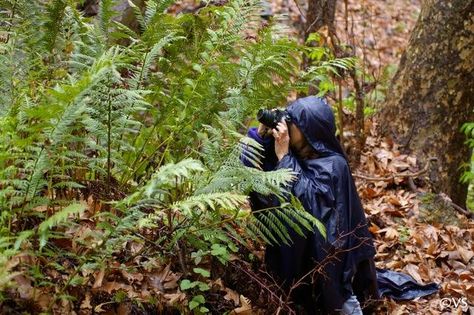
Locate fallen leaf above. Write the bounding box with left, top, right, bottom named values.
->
left=230, top=295, right=252, bottom=315
left=94, top=302, right=108, bottom=313
left=92, top=267, right=105, bottom=289
left=387, top=195, right=401, bottom=206
left=378, top=227, right=399, bottom=240
left=457, top=246, right=474, bottom=264
left=33, top=289, right=52, bottom=310
left=211, top=278, right=225, bottom=290
left=121, top=268, right=144, bottom=283
left=13, top=274, right=33, bottom=299
left=80, top=292, right=92, bottom=309
left=33, top=205, right=48, bottom=212
left=224, top=287, right=240, bottom=306
left=404, top=264, right=423, bottom=284
left=369, top=223, right=380, bottom=234
left=148, top=264, right=180, bottom=291
left=163, top=292, right=186, bottom=305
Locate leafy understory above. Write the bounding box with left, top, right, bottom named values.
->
left=0, top=0, right=358, bottom=313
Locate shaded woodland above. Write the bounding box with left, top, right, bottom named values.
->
left=0, top=0, right=473, bottom=314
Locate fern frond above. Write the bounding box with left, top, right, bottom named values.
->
left=38, top=203, right=86, bottom=232
left=274, top=207, right=305, bottom=237
left=129, top=32, right=183, bottom=88
left=250, top=216, right=278, bottom=245
left=173, top=192, right=246, bottom=215
left=289, top=195, right=327, bottom=239
left=98, top=0, right=118, bottom=39
left=41, top=0, right=68, bottom=52
left=144, top=159, right=205, bottom=198
left=128, top=0, right=146, bottom=32
left=38, top=203, right=86, bottom=249
left=257, top=211, right=291, bottom=245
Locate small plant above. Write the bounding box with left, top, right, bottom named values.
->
left=461, top=122, right=474, bottom=211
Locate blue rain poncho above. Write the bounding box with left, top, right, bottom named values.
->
left=241, top=96, right=439, bottom=313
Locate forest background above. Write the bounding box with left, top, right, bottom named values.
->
left=0, top=0, right=473, bottom=314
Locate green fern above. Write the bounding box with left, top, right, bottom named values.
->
left=174, top=192, right=247, bottom=215
left=0, top=0, right=337, bottom=310
left=41, top=0, right=68, bottom=53
left=38, top=203, right=86, bottom=249
left=98, top=0, right=118, bottom=40
left=144, top=158, right=205, bottom=198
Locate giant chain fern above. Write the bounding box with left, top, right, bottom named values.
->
left=0, top=0, right=341, bottom=310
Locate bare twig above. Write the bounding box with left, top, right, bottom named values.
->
left=284, top=222, right=380, bottom=312
left=438, top=193, right=474, bottom=219
left=229, top=260, right=293, bottom=313
left=291, top=0, right=306, bottom=23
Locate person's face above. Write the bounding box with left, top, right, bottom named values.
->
left=288, top=122, right=306, bottom=152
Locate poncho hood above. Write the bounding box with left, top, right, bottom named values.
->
left=286, top=96, right=346, bottom=158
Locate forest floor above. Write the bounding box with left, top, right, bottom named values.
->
left=327, top=1, right=474, bottom=314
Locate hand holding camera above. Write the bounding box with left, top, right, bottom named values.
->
left=272, top=119, right=290, bottom=161
left=257, top=108, right=291, bottom=161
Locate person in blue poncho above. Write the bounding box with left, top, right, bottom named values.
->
left=241, top=96, right=380, bottom=314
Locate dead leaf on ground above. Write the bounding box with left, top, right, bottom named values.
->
left=404, top=264, right=423, bottom=284
left=224, top=287, right=240, bottom=306
left=80, top=292, right=93, bottom=309
left=92, top=267, right=105, bottom=289
left=13, top=274, right=33, bottom=299
left=163, top=292, right=186, bottom=305
left=230, top=295, right=252, bottom=315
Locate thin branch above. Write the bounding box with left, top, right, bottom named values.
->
left=290, top=0, right=306, bottom=22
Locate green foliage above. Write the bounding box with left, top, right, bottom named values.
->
left=304, top=32, right=357, bottom=97
left=366, top=63, right=398, bottom=107
left=0, top=0, right=342, bottom=311
left=461, top=122, right=474, bottom=210
left=38, top=203, right=86, bottom=249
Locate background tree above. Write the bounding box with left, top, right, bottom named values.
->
left=302, top=0, right=369, bottom=166
left=304, top=0, right=337, bottom=38
left=378, top=0, right=474, bottom=207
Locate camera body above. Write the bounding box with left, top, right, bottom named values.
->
left=257, top=108, right=291, bottom=129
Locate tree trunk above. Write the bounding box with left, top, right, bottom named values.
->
left=301, top=0, right=337, bottom=95
left=304, top=0, right=337, bottom=38
left=379, top=0, right=474, bottom=207
left=302, top=0, right=337, bottom=69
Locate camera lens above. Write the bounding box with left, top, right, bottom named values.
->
left=257, top=109, right=278, bottom=129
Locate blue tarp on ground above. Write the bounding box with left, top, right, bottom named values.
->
left=376, top=268, right=440, bottom=301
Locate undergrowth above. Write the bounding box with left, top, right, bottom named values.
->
left=0, top=0, right=356, bottom=312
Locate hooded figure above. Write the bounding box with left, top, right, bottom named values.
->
left=241, top=96, right=380, bottom=314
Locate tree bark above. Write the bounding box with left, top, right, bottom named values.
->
left=302, top=0, right=337, bottom=68
left=304, top=0, right=337, bottom=38
left=378, top=0, right=474, bottom=207
left=301, top=0, right=338, bottom=96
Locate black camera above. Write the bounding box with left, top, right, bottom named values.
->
left=257, top=108, right=292, bottom=129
